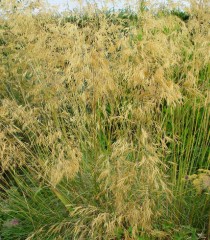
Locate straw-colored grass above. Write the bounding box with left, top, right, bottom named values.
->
left=0, top=0, right=209, bottom=239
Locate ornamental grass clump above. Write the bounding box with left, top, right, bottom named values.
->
left=0, top=0, right=209, bottom=239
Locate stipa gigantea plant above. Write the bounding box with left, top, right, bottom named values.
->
left=62, top=134, right=170, bottom=239
left=161, top=98, right=209, bottom=229
left=158, top=4, right=210, bottom=228
left=0, top=0, right=209, bottom=238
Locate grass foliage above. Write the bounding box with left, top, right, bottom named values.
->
left=0, top=0, right=209, bottom=239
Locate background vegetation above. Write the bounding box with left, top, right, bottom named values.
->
left=0, top=0, right=209, bottom=239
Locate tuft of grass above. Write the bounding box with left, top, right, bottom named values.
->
left=0, top=0, right=209, bottom=239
